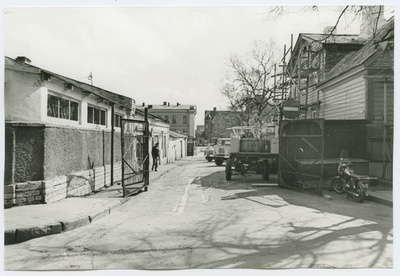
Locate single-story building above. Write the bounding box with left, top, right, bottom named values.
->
left=3, top=56, right=171, bottom=207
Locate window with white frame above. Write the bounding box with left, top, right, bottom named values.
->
left=183, top=115, right=187, bottom=124
left=87, top=105, right=106, bottom=126
left=47, top=94, right=79, bottom=121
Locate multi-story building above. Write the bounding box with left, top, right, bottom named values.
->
left=204, top=107, right=243, bottom=144
left=195, top=125, right=206, bottom=146
left=140, top=102, right=197, bottom=155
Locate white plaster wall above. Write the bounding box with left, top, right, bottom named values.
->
left=5, top=68, right=126, bottom=131
left=4, top=70, right=43, bottom=122
left=150, top=124, right=170, bottom=165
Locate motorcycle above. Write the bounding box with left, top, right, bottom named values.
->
left=331, top=149, right=376, bottom=203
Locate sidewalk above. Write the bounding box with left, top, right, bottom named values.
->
left=4, top=157, right=393, bottom=245
left=4, top=159, right=183, bottom=245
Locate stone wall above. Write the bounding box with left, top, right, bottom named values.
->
left=4, top=162, right=122, bottom=208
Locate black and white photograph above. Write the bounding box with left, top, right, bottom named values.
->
left=1, top=0, right=397, bottom=274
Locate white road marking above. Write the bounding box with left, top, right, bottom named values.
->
left=172, top=178, right=192, bottom=215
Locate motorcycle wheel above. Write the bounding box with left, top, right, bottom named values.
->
left=331, top=177, right=345, bottom=194
left=353, top=185, right=366, bottom=203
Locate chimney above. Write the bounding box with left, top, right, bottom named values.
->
left=15, top=56, right=31, bottom=65
left=359, top=6, right=386, bottom=39
left=177, top=102, right=180, bottom=106
left=213, top=107, right=217, bottom=112
left=323, top=26, right=337, bottom=35
left=142, top=102, right=145, bottom=107
left=163, top=101, right=167, bottom=105
left=168, top=102, right=170, bottom=106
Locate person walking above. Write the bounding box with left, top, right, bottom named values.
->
left=151, top=143, right=160, bottom=171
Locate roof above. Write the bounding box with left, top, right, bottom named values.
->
left=321, top=17, right=394, bottom=83
left=135, top=108, right=170, bottom=125
left=138, top=104, right=197, bottom=114
left=301, top=33, right=367, bottom=45
left=5, top=56, right=134, bottom=109
left=169, top=130, right=187, bottom=139
left=288, top=33, right=368, bottom=70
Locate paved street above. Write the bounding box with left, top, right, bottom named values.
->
left=4, top=156, right=393, bottom=270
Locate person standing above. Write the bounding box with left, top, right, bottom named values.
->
left=151, top=142, right=160, bottom=171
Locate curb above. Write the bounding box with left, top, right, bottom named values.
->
left=4, top=199, right=128, bottom=245
left=368, top=194, right=393, bottom=207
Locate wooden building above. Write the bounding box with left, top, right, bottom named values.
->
left=285, top=11, right=394, bottom=180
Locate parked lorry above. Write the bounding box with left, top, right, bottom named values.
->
left=225, top=126, right=278, bottom=180
left=213, top=138, right=231, bottom=166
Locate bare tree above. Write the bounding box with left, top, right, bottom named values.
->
left=266, top=5, right=391, bottom=42
left=221, top=40, right=278, bottom=130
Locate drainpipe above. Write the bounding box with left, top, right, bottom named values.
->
left=382, top=83, right=387, bottom=179
left=111, top=103, right=115, bottom=186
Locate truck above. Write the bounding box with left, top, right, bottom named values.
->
left=213, top=138, right=231, bottom=166
left=225, top=126, right=278, bottom=180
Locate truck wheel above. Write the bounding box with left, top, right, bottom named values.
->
left=262, top=160, right=270, bottom=180
left=225, top=159, right=232, bottom=180
left=215, top=159, right=224, bottom=166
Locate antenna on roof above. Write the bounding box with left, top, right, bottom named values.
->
left=88, top=71, right=93, bottom=85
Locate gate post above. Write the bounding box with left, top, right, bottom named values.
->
left=144, top=108, right=150, bottom=187
left=121, top=117, right=126, bottom=197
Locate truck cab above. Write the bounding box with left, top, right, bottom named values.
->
left=213, top=138, right=231, bottom=166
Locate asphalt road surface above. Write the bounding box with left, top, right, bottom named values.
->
left=4, top=156, right=393, bottom=270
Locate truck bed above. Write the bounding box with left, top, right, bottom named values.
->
left=230, top=152, right=278, bottom=159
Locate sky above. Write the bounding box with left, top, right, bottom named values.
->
left=1, top=1, right=396, bottom=127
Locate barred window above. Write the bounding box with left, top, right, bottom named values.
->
left=47, top=94, right=78, bottom=121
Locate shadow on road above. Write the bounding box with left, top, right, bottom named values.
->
left=184, top=168, right=393, bottom=269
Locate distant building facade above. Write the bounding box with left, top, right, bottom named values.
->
left=204, top=107, right=243, bottom=144
left=140, top=102, right=197, bottom=155
left=195, top=125, right=206, bottom=146
left=169, top=130, right=187, bottom=161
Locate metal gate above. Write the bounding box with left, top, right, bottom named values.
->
left=279, top=119, right=325, bottom=195
left=121, top=118, right=149, bottom=197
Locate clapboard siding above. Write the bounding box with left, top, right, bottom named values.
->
left=319, top=74, right=366, bottom=120
left=370, top=81, right=394, bottom=125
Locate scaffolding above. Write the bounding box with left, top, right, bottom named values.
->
left=274, top=32, right=393, bottom=180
